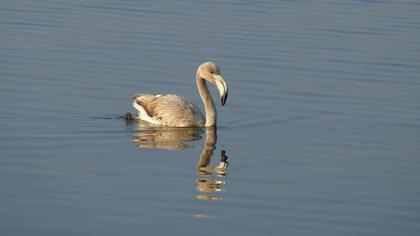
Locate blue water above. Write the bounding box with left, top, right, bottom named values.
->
left=1, top=1, right=419, bottom=235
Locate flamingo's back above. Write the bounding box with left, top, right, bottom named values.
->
left=132, top=93, right=205, bottom=127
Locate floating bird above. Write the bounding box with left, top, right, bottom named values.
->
left=128, top=62, right=228, bottom=127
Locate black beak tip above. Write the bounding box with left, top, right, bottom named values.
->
left=221, top=94, right=228, bottom=106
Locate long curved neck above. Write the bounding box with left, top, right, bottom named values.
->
left=196, top=73, right=216, bottom=126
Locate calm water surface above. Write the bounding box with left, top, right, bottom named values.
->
left=1, top=0, right=420, bottom=235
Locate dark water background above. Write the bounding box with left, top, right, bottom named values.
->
left=1, top=1, right=419, bottom=235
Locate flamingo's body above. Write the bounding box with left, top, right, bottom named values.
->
left=131, top=62, right=228, bottom=127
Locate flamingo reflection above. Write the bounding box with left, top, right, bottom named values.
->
left=126, top=120, right=230, bottom=217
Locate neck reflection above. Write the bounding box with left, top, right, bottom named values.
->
left=196, top=127, right=229, bottom=201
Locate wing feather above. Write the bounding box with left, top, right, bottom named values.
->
left=133, top=93, right=204, bottom=127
